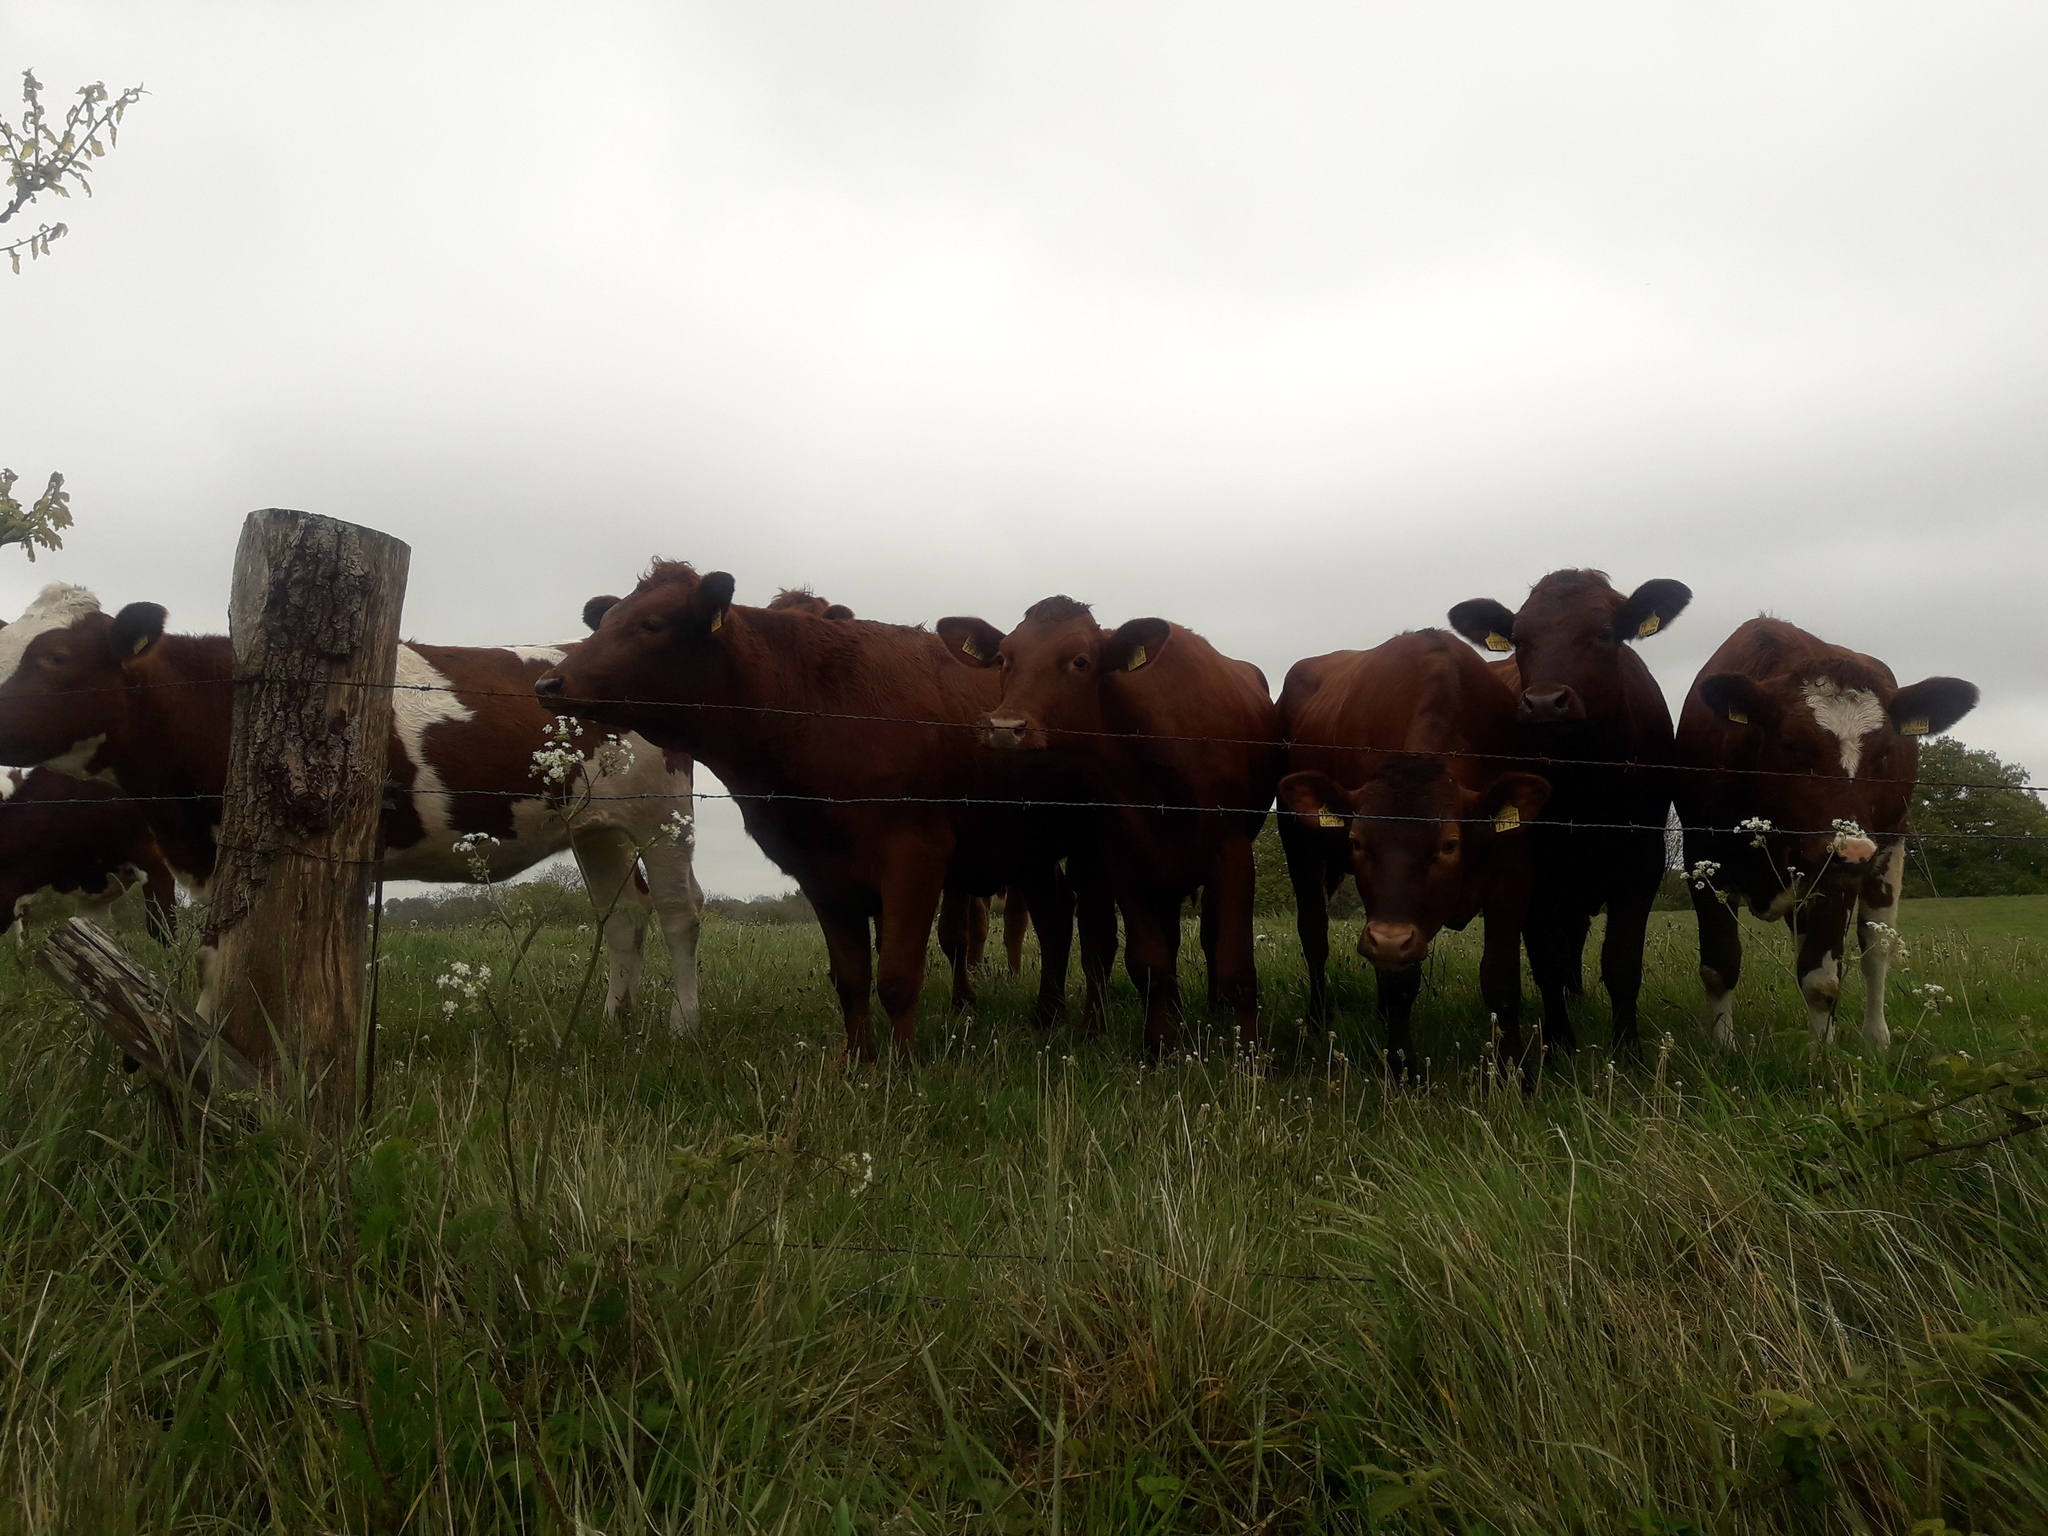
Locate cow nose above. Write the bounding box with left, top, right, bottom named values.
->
left=1359, top=921, right=1425, bottom=968
left=535, top=674, right=565, bottom=699
left=985, top=715, right=1028, bottom=749
left=1835, top=835, right=1878, bottom=865
left=1519, top=685, right=1582, bottom=724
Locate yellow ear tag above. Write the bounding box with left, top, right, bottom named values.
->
left=1901, top=717, right=1929, bottom=736
left=1317, top=812, right=1344, bottom=829
left=1485, top=632, right=1511, bottom=653
left=709, top=612, right=722, bottom=632
left=1637, top=614, right=1661, bottom=639
left=1726, top=708, right=1748, bottom=725
left=1127, top=645, right=1147, bottom=671
left=131, top=636, right=150, bottom=656
left=1493, top=805, right=1521, bottom=833
left=960, top=636, right=983, bottom=661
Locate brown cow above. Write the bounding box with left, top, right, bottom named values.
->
left=1675, top=618, right=1976, bottom=1050
left=767, top=588, right=857, bottom=621
left=0, top=767, right=177, bottom=944
left=0, top=583, right=702, bottom=1028
left=538, top=562, right=1078, bottom=1060
left=1276, top=630, right=1549, bottom=1076
left=1448, top=570, right=1690, bottom=1055
left=936, top=597, right=1283, bottom=1056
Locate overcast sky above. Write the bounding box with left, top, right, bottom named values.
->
left=4, top=2, right=2044, bottom=897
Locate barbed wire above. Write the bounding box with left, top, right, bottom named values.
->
left=3, top=778, right=2046, bottom=843
left=2, top=668, right=2038, bottom=796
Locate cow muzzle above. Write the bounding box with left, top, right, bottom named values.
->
left=983, top=715, right=1034, bottom=750
left=1359, top=920, right=1426, bottom=969
left=535, top=674, right=565, bottom=699
left=1518, top=685, right=1586, bottom=725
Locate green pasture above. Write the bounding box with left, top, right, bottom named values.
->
left=1, top=888, right=2045, bottom=1534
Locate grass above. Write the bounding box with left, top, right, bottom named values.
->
left=1, top=889, right=2046, bottom=1534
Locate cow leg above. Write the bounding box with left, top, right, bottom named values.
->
left=965, top=895, right=991, bottom=970
left=1075, top=880, right=1118, bottom=1037
left=1124, top=891, right=1185, bottom=1059
left=1003, top=889, right=1031, bottom=976
left=9, top=895, right=29, bottom=951
left=1209, top=838, right=1260, bottom=1057
left=1522, top=901, right=1583, bottom=1059
left=1690, top=880, right=1743, bottom=1050
left=815, top=901, right=878, bottom=1060
left=1197, top=885, right=1222, bottom=1014
left=1854, top=841, right=1905, bottom=1051
left=1791, top=892, right=1855, bottom=1048
left=573, top=828, right=651, bottom=1027
left=1481, top=900, right=1533, bottom=1085
left=1021, top=870, right=1075, bottom=1030
left=935, top=889, right=977, bottom=1011
left=640, top=838, right=703, bottom=1033
left=1599, top=898, right=1652, bottom=1057
left=1279, top=814, right=1336, bottom=1028
left=1374, top=964, right=1424, bottom=1081
left=875, top=862, right=948, bottom=1061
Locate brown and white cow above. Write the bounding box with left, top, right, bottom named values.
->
left=1675, top=618, right=1976, bottom=1051
left=538, top=562, right=1077, bottom=1061
left=0, top=583, right=702, bottom=1029
left=0, top=766, right=177, bottom=945
left=936, top=597, right=1283, bottom=1057
left=1276, top=630, right=1550, bottom=1076
left=1448, top=570, right=1689, bottom=1055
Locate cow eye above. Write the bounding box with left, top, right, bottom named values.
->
left=1072, top=656, right=1090, bottom=672
left=638, top=618, right=663, bottom=635
left=1440, top=839, right=1460, bottom=857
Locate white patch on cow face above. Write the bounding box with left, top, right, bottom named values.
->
left=509, top=645, right=568, bottom=665
left=43, top=735, right=109, bottom=780
left=393, top=646, right=476, bottom=838
left=0, top=769, right=23, bottom=801
left=0, top=584, right=102, bottom=690
left=1801, top=679, right=1887, bottom=776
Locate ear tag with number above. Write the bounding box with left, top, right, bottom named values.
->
left=1493, top=805, right=1521, bottom=833
left=131, top=636, right=150, bottom=655
left=961, top=636, right=983, bottom=661
left=1900, top=717, right=1929, bottom=736
left=1726, top=708, right=1748, bottom=724
left=1317, top=812, right=1344, bottom=828
left=1485, top=632, right=1511, bottom=653
left=1127, top=645, right=1147, bottom=671
left=1637, top=614, right=1661, bottom=639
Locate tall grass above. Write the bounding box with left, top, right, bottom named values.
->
left=1, top=900, right=2045, bottom=1533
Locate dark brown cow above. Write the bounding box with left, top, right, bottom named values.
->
left=0, top=767, right=177, bottom=943
left=1276, top=630, right=1549, bottom=1075
left=1675, top=618, right=1976, bottom=1051
left=1448, top=570, right=1690, bottom=1055
left=539, top=563, right=1077, bottom=1060
left=0, top=583, right=701, bottom=1027
left=937, top=597, right=1283, bottom=1056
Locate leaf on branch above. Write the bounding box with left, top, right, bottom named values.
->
left=0, top=469, right=71, bottom=559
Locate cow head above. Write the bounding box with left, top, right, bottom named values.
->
left=0, top=585, right=167, bottom=774
left=1279, top=758, right=1549, bottom=970
left=538, top=562, right=737, bottom=740
left=1699, top=664, right=1976, bottom=882
left=1450, top=570, right=1690, bottom=728
left=938, top=596, right=1169, bottom=751
left=767, top=587, right=855, bottom=621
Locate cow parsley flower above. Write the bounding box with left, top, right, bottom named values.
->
left=1736, top=815, right=1773, bottom=847
left=593, top=733, right=636, bottom=779
left=1864, top=919, right=1907, bottom=959
left=452, top=831, right=500, bottom=882
left=436, top=962, right=492, bottom=1017
left=1688, top=858, right=1721, bottom=890
left=659, top=809, right=695, bottom=847
left=1911, top=982, right=1946, bottom=1009
left=1829, top=818, right=1869, bottom=854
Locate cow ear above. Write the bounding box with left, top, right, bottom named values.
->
left=824, top=604, right=855, bottom=621
left=1278, top=770, right=1355, bottom=831
left=692, top=572, right=737, bottom=635
left=1699, top=672, right=1771, bottom=727
left=1889, top=677, right=1977, bottom=739
left=1448, top=599, right=1518, bottom=653
left=110, top=602, right=168, bottom=661
left=1474, top=772, right=1550, bottom=833
left=1616, top=579, right=1691, bottom=641
left=582, top=594, right=620, bottom=632
left=1104, top=617, right=1171, bottom=673
left=936, top=617, right=1006, bottom=668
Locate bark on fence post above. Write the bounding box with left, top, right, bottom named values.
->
left=208, top=508, right=409, bottom=1129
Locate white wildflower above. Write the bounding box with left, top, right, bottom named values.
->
left=1688, top=858, right=1721, bottom=890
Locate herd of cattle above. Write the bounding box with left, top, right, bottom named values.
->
left=0, top=566, right=1978, bottom=1075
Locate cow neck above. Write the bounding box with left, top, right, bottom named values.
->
left=118, top=634, right=235, bottom=884
left=689, top=610, right=986, bottom=797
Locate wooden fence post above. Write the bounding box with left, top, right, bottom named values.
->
left=208, top=508, right=409, bottom=1129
